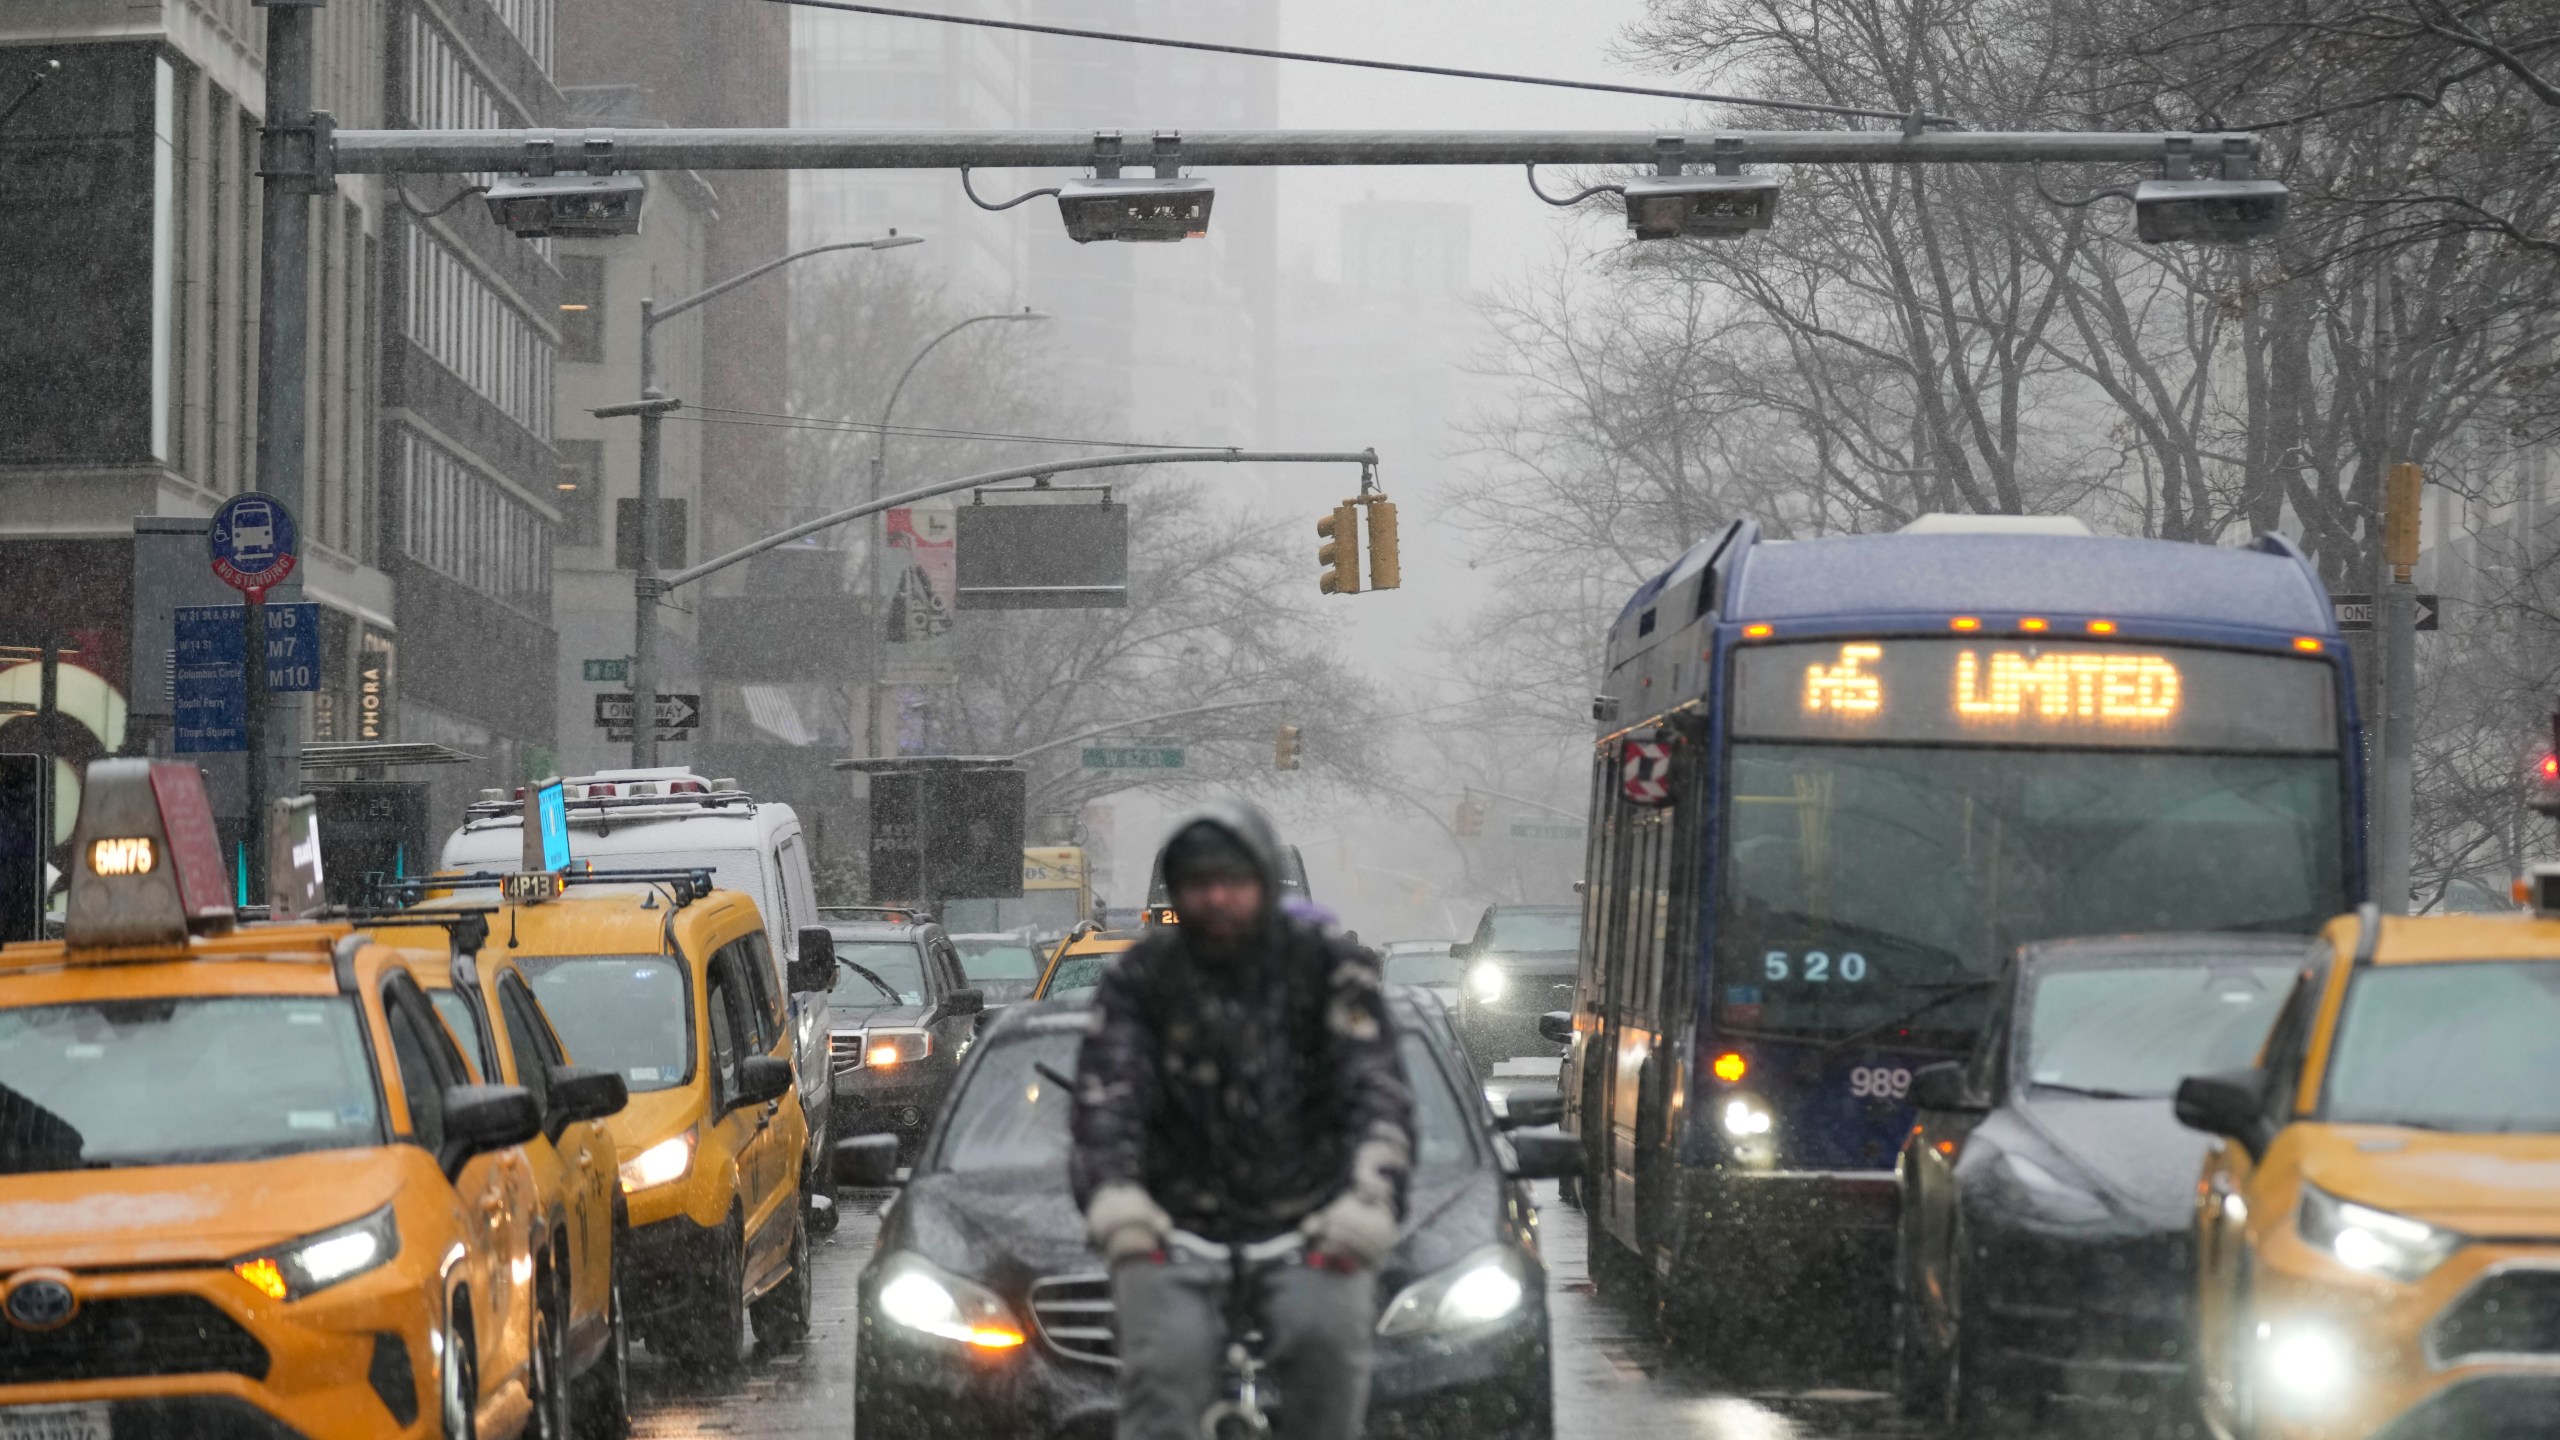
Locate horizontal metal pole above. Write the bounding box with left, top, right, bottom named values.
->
left=1001, top=698, right=1287, bottom=765
left=662, top=447, right=1375, bottom=591
left=331, top=127, right=2262, bottom=175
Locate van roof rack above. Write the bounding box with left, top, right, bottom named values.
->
left=464, top=775, right=752, bottom=819
left=374, top=867, right=720, bottom=909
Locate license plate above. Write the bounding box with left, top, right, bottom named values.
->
left=0, top=1404, right=110, bottom=1440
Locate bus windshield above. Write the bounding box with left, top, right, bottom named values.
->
left=1715, top=744, right=2345, bottom=1042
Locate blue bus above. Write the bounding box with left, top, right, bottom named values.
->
left=1559, top=515, right=2364, bottom=1339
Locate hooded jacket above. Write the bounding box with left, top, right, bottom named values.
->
left=1069, top=802, right=1415, bottom=1241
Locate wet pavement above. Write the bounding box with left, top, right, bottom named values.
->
left=626, top=1184, right=1924, bottom=1440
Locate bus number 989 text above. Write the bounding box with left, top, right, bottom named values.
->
left=1763, top=950, right=1869, bottom=983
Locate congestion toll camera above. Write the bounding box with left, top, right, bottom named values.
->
left=484, top=173, right=647, bottom=239
left=2132, top=136, right=2288, bottom=244
left=1057, top=177, right=1215, bottom=244
left=1622, top=173, right=1783, bottom=241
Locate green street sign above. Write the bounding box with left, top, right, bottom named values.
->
left=1510, top=821, right=1585, bottom=842
left=1082, top=745, right=1185, bottom=771
left=582, top=658, right=628, bottom=683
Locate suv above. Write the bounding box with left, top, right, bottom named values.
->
left=819, top=913, right=985, bottom=1159
left=1453, top=904, right=1585, bottom=1077
left=442, top=769, right=835, bottom=1203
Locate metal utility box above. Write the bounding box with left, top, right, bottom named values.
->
left=867, top=764, right=1027, bottom=904
left=955, top=500, right=1129, bottom=609
left=309, top=781, right=432, bottom=906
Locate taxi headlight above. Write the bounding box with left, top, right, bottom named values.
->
left=1465, top=963, right=1507, bottom=1003
left=875, top=1256, right=1025, bottom=1350
left=2263, top=1324, right=2350, bottom=1405
left=619, top=1132, right=695, bottom=1194
left=232, top=1205, right=400, bottom=1301
left=1377, top=1247, right=1528, bottom=1337
left=2297, top=1184, right=2460, bottom=1281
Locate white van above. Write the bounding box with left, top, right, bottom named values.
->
left=441, top=767, right=835, bottom=1195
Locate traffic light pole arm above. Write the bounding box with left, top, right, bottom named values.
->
left=329, top=127, right=2265, bottom=174
left=659, top=447, right=1378, bottom=592
left=1467, top=784, right=1582, bottom=819
left=1001, top=699, right=1286, bottom=765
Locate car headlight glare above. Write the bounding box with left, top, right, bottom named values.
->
left=1377, top=1246, right=1528, bottom=1337
left=619, top=1132, right=695, bottom=1194
left=876, top=1257, right=1024, bottom=1349
left=1465, top=963, right=1507, bottom=1003
left=2264, top=1326, right=2349, bottom=1402
left=2297, top=1184, right=2459, bottom=1282
left=232, top=1205, right=400, bottom=1301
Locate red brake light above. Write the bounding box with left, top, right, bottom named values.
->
left=586, top=783, right=618, bottom=797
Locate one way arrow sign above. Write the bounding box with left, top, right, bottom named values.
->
left=2330, top=593, right=2440, bottom=633
left=593, top=693, right=702, bottom=728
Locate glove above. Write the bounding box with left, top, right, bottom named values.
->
left=1301, top=1191, right=1399, bottom=1270
left=1085, top=1182, right=1173, bottom=1262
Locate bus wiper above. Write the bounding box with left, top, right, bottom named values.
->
left=2029, top=1081, right=2149, bottom=1101
left=836, top=960, right=903, bottom=1005
left=1819, top=979, right=1997, bottom=1057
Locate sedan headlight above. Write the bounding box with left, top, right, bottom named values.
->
left=1465, top=963, right=1507, bottom=1004
left=1377, top=1246, right=1528, bottom=1337
left=232, top=1205, right=400, bottom=1301
left=874, top=1256, right=1025, bottom=1349
left=619, top=1132, right=695, bottom=1194
left=2297, top=1184, right=2460, bottom=1281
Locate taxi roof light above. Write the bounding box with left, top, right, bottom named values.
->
left=63, top=759, right=235, bottom=948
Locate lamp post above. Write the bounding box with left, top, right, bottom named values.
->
left=609, top=232, right=923, bottom=769
left=862, top=308, right=1047, bottom=760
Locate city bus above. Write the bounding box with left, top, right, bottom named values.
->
left=1559, top=515, right=2364, bottom=1343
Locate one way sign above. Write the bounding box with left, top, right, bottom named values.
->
left=2331, top=593, right=2440, bottom=633
left=593, top=693, right=702, bottom=729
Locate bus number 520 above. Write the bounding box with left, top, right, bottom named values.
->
left=1763, top=950, right=1870, bottom=983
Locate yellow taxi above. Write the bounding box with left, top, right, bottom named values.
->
left=419, top=881, right=817, bottom=1379
left=371, top=911, right=633, bottom=1437
left=2179, top=898, right=2560, bottom=1440
left=1029, top=923, right=1139, bottom=1001
left=0, top=760, right=550, bottom=1439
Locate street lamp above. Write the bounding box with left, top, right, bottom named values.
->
left=862, top=308, right=1049, bottom=760
left=608, top=231, right=924, bottom=769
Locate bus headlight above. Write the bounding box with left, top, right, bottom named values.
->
left=1720, top=1094, right=1774, bottom=1137
left=1465, top=963, right=1507, bottom=1003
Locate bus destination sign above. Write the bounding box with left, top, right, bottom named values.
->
left=1734, top=639, right=2335, bottom=751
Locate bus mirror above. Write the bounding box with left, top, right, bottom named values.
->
left=1535, top=1011, right=1575, bottom=1046
left=1909, top=1062, right=1986, bottom=1113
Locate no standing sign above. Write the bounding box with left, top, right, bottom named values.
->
left=208, top=492, right=300, bottom=601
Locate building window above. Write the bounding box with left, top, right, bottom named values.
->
left=616, top=499, right=687, bottom=572
left=555, top=439, right=602, bottom=548
left=401, top=429, right=553, bottom=610
left=557, top=256, right=604, bottom=363
left=402, top=226, right=554, bottom=439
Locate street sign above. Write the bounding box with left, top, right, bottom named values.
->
left=1082, top=742, right=1185, bottom=771
left=175, top=603, right=321, bottom=693
left=581, top=658, right=628, bottom=683
left=593, top=693, right=701, bottom=729
left=207, top=492, right=299, bottom=600
left=2331, top=593, right=2440, bottom=633
left=1510, top=821, right=1586, bottom=842
left=604, top=727, right=691, bottom=744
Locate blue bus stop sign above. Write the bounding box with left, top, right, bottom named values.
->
left=208, top=491, right=299, bottom=601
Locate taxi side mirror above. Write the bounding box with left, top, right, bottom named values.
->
left=550, top=1065, right=629, bottom=1126
left=834, top=1133, right=903, bottom=1188
left=443, top=1084, right=542, bottom=1174
left=1504, top=1129, right=1581, bottom=1182
left=2176, top=1069, right=2274, bottom=1158
left=1910, top=1062, right=1989, bottom=1115
left=734, top=1054, right=793, bottom=1110
left=791, top=927, right=837, bottom=994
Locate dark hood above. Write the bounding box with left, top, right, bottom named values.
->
left=1154, top=802, right=1289, bottom=920
left=825, top=1000, right=929, bottom=1032
left=1987, top=1095, right=2213, bottom=1232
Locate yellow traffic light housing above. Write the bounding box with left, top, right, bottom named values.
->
left=1454, top=797, right=1485, bottom=837
left=1364, top=498, right=1400, bottom=591
left=1317, top=502, right=1362, bottom=595
left=1274, top=724, right=1301, bottom=771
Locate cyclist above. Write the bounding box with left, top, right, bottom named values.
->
left=1072, top=803, right=1415, bottom=1440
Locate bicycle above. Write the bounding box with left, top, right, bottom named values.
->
left=1163, top=1229, right=1313, bottom=1440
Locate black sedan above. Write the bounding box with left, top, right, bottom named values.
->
left=820, top=917, right=986, bottom=1157
left=1895, top=933, right=2308, bottom=1431
left=840, top=992, right=1576, bottom=1439
left=1451, top=904, right=1584, bottom=1078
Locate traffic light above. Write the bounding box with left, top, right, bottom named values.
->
left=1316, top=502, right=1362, bottom=595
left=1273, top=724, right=1301, bottom=771
left=1364, top=498, right=1400, bottom=591
left=1454, top=798, right=1485, bottom=836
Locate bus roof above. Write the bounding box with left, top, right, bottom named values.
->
left=1725, top=530, right=2331, bottom=634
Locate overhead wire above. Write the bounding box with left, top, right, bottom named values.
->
left=665, top=404, right=1227, bottom=450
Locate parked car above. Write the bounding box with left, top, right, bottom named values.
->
left=842, top=991, right=1576, bottom=1438
left=1452, top=904, right=1585, bottom=1076
left=1380, top=937, right=1466, bottom=1009
left=821, top=915, right=985, bottom=1158
left=1896, top=933, right=2303, bottom=1431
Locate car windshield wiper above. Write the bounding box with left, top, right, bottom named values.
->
left=836, top=959, right=903, bottom=1005
left=2029, top=1081, right=2151, bottom=1101
left=1819, top=979, right=1998, bottom=1057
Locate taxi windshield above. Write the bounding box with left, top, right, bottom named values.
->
left=2323, top=961, right=2560, bottom=1133
left=518, top=954, right=692, bottom=1091
left=0, top=996, right=382, bottom=1172
left=1043, top=951, right=1121, bottom=999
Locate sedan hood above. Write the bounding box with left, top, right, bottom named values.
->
left=2295, top=1126, right=2560, bottom=1236
left=0, top=1147, right=411, bottom=1270
left=2008, top=1095, right=2211, bottom=1231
